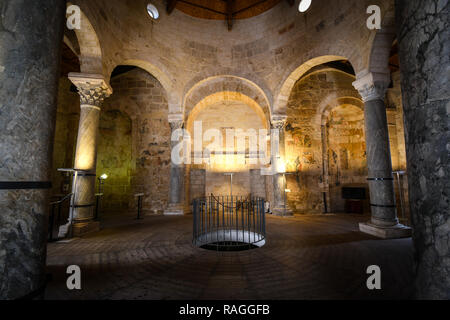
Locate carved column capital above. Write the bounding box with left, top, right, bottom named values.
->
left=68, top=73, right=113, bottom=107
left=352, top=71, right=390, bottom=103
left=271, top=114, right=288, bottom=130
left=168, top=113, right=184, bottom=131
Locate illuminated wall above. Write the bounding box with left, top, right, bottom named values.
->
left=285, top=69, right=364, bottom=213
left=325, top=104, right=367, bottom=212
left=187, top=99, right=267, bottom=198
left=100, top=68, right=171, bottom=214
left=51, top=77, right=80, bottom=196
left=96, top=109, right=132, bottom=212
left=285, top=68, right=407, bottom=214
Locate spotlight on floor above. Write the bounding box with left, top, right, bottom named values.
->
left=298, top=0, right=312, bottom=13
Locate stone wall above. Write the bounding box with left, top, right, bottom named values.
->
left=284, top=68, right=406, bottom=214
left=386, top=71, right=410, bottom=224
left=101, top=68, right=171, bottom=214
left=187, top=99, right=268, bottom=200
left=285, top=69, right=363, bottom=213
left=51, top=77, right=80, bottom=197
left=74, top=0, right=393, bottom=112
left=96, top=110, right=132, bottom=212
left=326, top=104, right=367, bottom=212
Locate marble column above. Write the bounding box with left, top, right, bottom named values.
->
left=395, top=0, right=449, bottom=299
left=164, top=114, right=186, bottom=215
left=0, top=0, right=65, bottom=299
left=67, top=73, right=112, bottom=235
left=353, top=72, right=411, bottom=239
left=271, top=115, right=292, bottom=216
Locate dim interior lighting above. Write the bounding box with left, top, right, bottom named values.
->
left=100, top=174, right=108, bottom=180
left=298, top=0, right=312, bottom=12
left=147, top=3, right=159, bottom=20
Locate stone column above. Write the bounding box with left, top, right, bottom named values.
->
left=271, top=115, right=292, bottom=216
left=395, top=0, right=449, bottom=299
left=68, top=73, right=112, bottom=235
left=164, top=114, right=185, bottom=215
left=353, top=72, right=411, bottom=239
left=0, top=0, right=65, bottom=299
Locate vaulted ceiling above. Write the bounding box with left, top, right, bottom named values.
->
left=166, top=0, right=296, bottom=30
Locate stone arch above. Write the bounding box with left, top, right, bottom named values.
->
left=184, top=75, right=271, bottom=123
left=185, top=91, right=269, bottom=132
left=317, top=94, right=364, bottom=127
left=183, top=67, right=273, bottom=111
left=68, top=2, right=103, bottom=74
left=366, top=3, right=396, bottom=74
left=112, top=59, right=180, bottom=113
left=273, top=55, right=349, bottom=115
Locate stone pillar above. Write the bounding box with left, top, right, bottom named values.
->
left=395, top=0, right=449, bottom=299
left=69, top=73, right=112, bottom=235
left=0, top=0, right=65, bottom=299
left=353, top=72, right=411, bottom=239
left=164, top=114, right=185, bottom=215
left=271, top=115, right=292, bottom=216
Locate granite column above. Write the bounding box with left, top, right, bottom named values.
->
left=0, top=0, right=66, bottom=299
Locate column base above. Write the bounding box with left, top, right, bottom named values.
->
left=359, top=222, right=411, bottom=239
left=72, top=221, right=100, bottom=236
left=272, top=207, right=293, bottom=217
left=164, top=204, right=185, bottom=216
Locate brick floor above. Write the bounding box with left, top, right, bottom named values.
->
left=45, top=214, right=414, bottom=300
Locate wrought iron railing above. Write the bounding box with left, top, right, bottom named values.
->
left=48, top=193, right=73, bottom=242
left=193, top=194, right=266, bottom=251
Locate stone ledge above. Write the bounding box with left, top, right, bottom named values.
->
left=164, top=204, right=186, bottom=216
left=272, top=207, right=293, bottom=217
left=359, top=222, right=412, bottom=239
left=72, top=221, right=100, bottom=237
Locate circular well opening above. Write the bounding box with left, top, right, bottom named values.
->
left=200, top=241, right=259, bottom=252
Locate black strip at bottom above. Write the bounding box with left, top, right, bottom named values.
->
left=16, top=283, right=47, bottom=300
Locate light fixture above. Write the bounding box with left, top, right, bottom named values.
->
left=298, top=0, right=312, bottom=13
left=147, top=3, right=159, bottom=20
left=100, top=173, right=108, bottom=180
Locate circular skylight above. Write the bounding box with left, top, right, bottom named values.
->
left=298, top=0, right=312, bottom=13
left=147, top=3, right=159, bottom=20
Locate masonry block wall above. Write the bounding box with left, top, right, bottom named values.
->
left=100, top=68, right=171, bottom=214
left=51, top=78, right=79, bottom=196
left=284, top=68, right=406, bottom=214
left=190, top=169, right=206, bottom=202
left=97, top=110, right=133, bottom=212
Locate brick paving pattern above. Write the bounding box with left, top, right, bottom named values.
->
left=45, top=214, right=413, bottom=299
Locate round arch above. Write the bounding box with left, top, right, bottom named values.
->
left=184, top=75, right=272, bottom=123
left=183, top=67, right=274, bottom=110
left=365, top=3, right=396, bottom=74
left=273, top=55, right=348, bottom=115
left=110, top=59, right=180, bottom=112
left=68, top=2, right=103, bottom=74
left=186, top=91, right=269, bottom=133
left=317, top=94, right=364, bottom=127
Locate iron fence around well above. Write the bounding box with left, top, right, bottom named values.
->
left=193, top=194, right=266, bottom=250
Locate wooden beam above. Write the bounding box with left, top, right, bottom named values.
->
left=167, top=0, right=178, bottom=15
left=286, top=0, right=295, bottom=6
left=178, top=0, right=226, bottom=16
left=226, top=0, right=234, bottom=31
